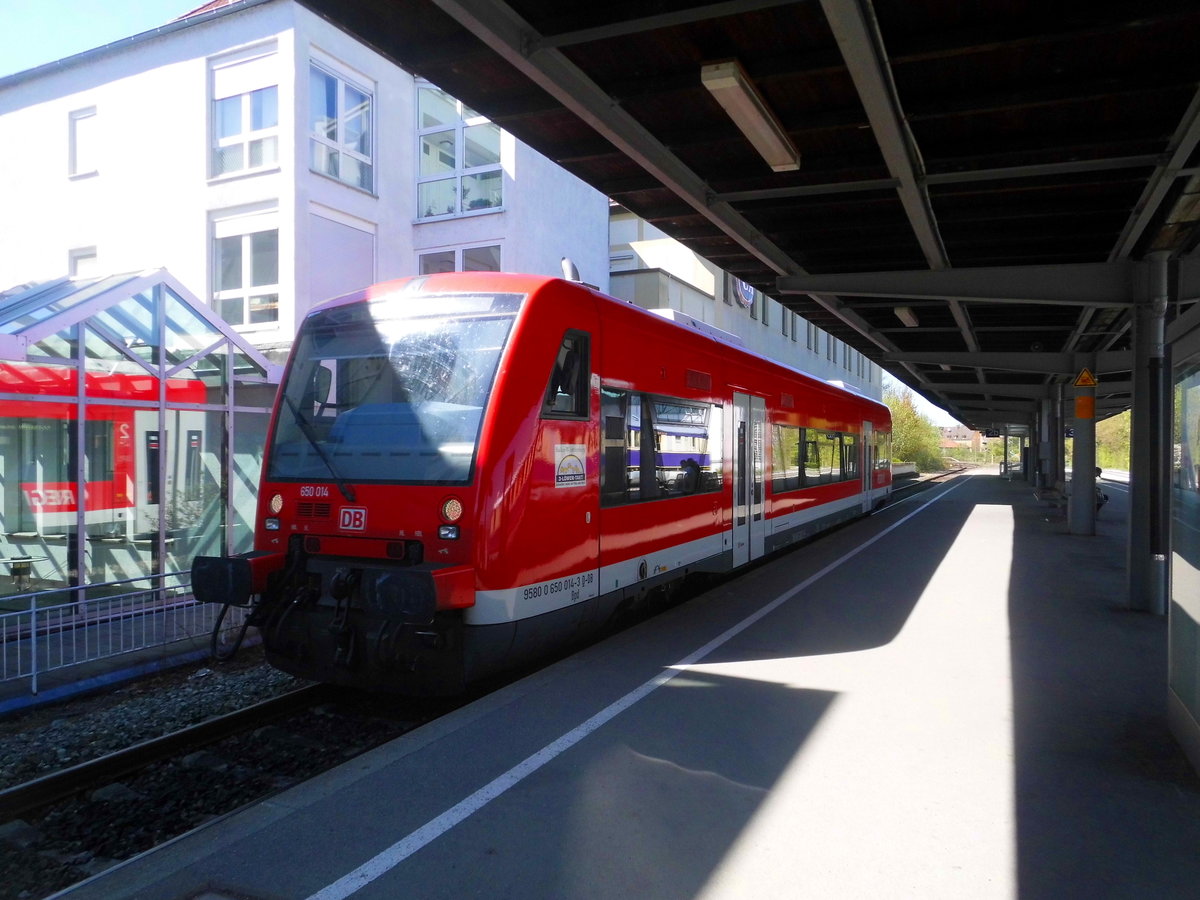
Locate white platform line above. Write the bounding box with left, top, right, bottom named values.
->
left=307, top=476, right=970, bottom=900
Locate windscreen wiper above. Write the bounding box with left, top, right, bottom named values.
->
left=282, top=395, right=357, bottom=502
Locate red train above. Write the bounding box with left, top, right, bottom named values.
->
left=0, top=362, right=208, bottom=539
left=193, top=272, right=892, bottom=692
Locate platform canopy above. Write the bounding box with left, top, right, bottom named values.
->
left=297, top=0, right=1200, bottom=431
left=0, top=268, right=282, bottom=385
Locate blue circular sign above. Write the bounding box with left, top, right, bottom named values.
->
left=734, top=279, right=755, bottom=309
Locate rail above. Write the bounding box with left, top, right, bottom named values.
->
left=0, top=573, right=248, bottom=696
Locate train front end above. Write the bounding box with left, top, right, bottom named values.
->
left=194, top=279, right=524, bottom=693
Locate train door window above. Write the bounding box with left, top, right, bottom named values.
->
left=85, top=419, right=113, bottom=482
left=600, top=387, right=629, bottom=504
left=185, top=431, right=204, bottom=501
left=145, top=431, right=161, bottom=505
left=542, top=331, right=589, bottom=419
left=841, top=432, right=859, bottom=481
left=772, top=424, right=802, bottom=493
left=875, top=430, right=892, bottom=469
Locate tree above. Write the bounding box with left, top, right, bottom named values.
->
left=884, top=386, right=944, bottom=472
left=1095, top=409, right=1130, bottom=471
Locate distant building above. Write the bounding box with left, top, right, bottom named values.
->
left=609, top=206, right=881, bottom=398
left=941, top=425, right=983, bottom=453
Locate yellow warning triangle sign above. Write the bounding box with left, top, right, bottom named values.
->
left=1074, top=368, right=1098, bottom=387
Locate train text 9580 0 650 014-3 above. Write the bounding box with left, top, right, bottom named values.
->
left=523, top=571, right=596, bottom=603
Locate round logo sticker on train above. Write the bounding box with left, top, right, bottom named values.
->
left=555, top=444, right=586, bottom=488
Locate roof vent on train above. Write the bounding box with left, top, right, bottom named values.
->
left=648, top=308, right=745, bottom=348
left=559, top=256, right=600, bottom=292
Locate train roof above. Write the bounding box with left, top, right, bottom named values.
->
left=308, top=272, right=889, bottom=417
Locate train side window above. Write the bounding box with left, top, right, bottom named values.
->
left=842, top=432, right=859, bottom=481
left=771, top=424, right=803, bottom=493
left=542, top=331, right=590, bottom=419
left=601, top=386, right=723, bottom=506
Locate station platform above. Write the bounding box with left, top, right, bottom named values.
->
left=55, top=468, right=1200, bottom=899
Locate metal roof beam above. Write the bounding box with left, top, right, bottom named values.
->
left=716, top=155, right=1162, bottom=204
left=819, top=0, right=981, bottom=363
left=885, top=350, right=1132, bottom=375
left=1112, top=84, right=1200, bottom=260
left=778, top=262, right=1143, bottom=307
left=939, top=380, right=1132, bottom=399
left=535, top=0, right=803, bottom=50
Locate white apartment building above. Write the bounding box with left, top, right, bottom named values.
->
left=610, top=207, right=882, bottom=399
left=0, top=0, right=610, bottom=358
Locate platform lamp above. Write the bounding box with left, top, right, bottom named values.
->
left=701, top=60, right=800, bottom=172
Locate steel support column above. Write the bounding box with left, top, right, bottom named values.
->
left=1055, top=384, right=1067, bottom=493
left=1069, top=354, right=1097, bottom=535
left=1128, top=252, right=1171, bottom=614
left=1038, top=398, right=1057, bottom=489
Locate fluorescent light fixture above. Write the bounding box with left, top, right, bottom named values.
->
left=895, top=306, right=920, bottom=327
left=701, top=60, right=800, bottom=172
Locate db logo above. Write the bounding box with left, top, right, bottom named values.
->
left=339, top=507, right=367, bottom=531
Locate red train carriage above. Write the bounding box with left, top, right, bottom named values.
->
left=0, top=362, right=208, bottom=538
left=193, top=272, right=891, bottom=693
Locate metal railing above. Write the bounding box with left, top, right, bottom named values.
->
left=0, top=573, right=248, bottom=695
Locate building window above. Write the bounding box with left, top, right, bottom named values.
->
left=213, top=212, right=279, bottom=327
left=214, top=85, right=278, bottom=176
left=310, top=63, right=373, bottom=191
left=68, top=247, right=98, bottom=278
left=68, top=107, right=98, bottom=178
left=417, top=83, right=502, bottom=219
left=418, top=244, right=501, bottom=274
left=211, top=46, right=279, bottom=179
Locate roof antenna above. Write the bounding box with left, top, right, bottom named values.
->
left=561, top=257, right=582, bottom=282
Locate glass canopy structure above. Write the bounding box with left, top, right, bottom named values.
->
left=0, top=269, right=281, bottom=601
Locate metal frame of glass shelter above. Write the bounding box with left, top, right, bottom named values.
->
left=0, top=269, right=282, bottom=604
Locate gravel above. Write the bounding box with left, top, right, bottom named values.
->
left=0, top=645, right=310, bottom=791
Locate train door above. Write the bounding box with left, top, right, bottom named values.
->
left=861, top=421, right=875, bottom=513
left=732, top=392, right=766, bottom=566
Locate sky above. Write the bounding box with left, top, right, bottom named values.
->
left=0, top=0, right=198, bottom=78
left=882, top=372, right=961, bottom=427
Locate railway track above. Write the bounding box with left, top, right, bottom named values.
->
left=0, top=681, right=446, bottom=900
left=886, top=464, right=971, bottom=502
left=0, top=683, right=330, bottom=823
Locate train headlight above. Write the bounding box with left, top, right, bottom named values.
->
left=440, top=497, right=463, bottom=523
left=438, top=525, right=460, bottom=540
left=269, top=493, right=284, bottom=514
left=264, top=518, right=280, bottom=530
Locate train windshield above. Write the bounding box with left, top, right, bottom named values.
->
left=268, top=292, right=522, bottom=484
